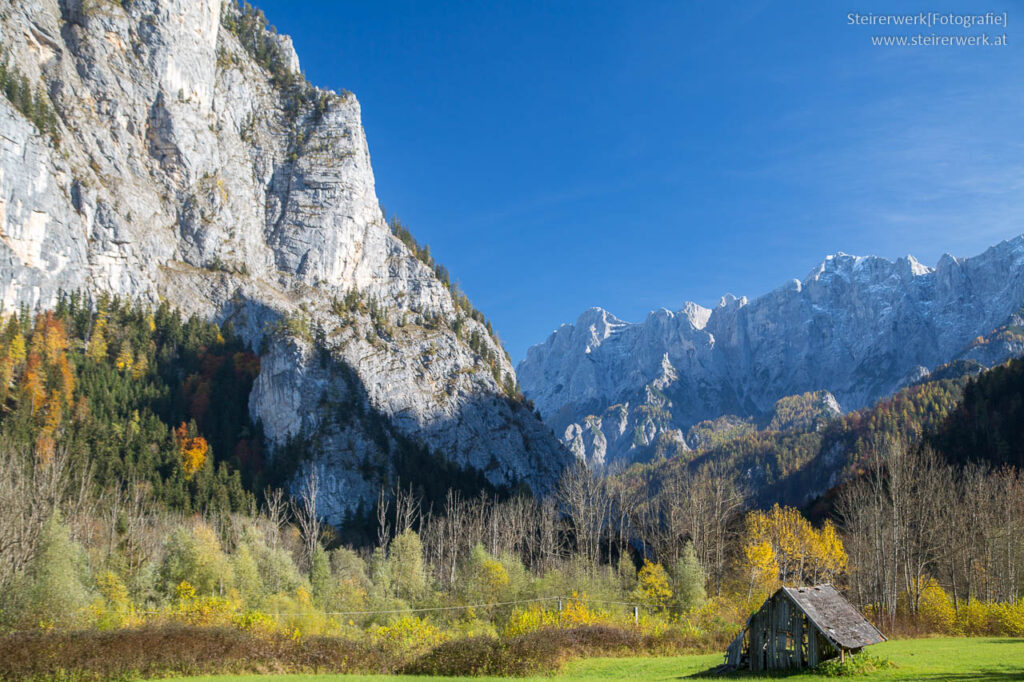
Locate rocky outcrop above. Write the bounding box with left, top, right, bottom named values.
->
left=765, top=391, right=841, bottom=433
left=0, top=0, right=569, bottom=523
left=519, top=239, right=1024, bottom=467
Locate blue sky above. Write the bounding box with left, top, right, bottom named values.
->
left=252, top=1, right=1024, bottom=361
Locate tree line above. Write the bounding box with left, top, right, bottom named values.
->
left=838, top=437, right=1024, bottom=623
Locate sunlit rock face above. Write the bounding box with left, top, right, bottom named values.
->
left=520, top=239, right=1024, bottom=466
left=0, top=0, right=570, bottom=523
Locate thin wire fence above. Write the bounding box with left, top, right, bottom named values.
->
left=317, top=596, right=560, bottom=617
left=257, top=595, right=651, bottom=621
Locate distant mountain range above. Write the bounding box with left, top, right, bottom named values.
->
left=518, top=237, right=1024, bottom=467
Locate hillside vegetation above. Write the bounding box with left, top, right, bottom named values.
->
left=0, top=293, right=257, bottom=513
left=618, top=365, right=975, bottom=511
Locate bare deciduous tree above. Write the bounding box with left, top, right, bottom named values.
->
left=376, top=486, right=392, bottom=551
left=838, top=435, right=1024, bottom=623
left=292, top=468, right=323, bottom=570
left=425, top=489, right=469, bottom=586
left=263, top=486, right=288, bottom=547
left=557, top=461, right=610, bottom=566
left=0, top=445, right=73, bottom=592
left=392, top=481, right=421, bottom=537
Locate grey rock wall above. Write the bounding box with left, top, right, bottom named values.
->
left=0, top=0, right=569, bottom=522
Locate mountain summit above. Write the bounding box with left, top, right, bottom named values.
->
left=518, top=237, right=1024, bottom=467
left=0, top=0, right=570, bottom=521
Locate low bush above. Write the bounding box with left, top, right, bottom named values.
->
left=991, top=598, right=1024, bottom=636
left=815, top=652, right=895, bottom=677
left=404, top=624, right=689, bottom=676
left=372, top=615, right=448, bottom=656
left=402, top=635, right=507, bottom=676
left=501, top=593, right=611, bottom=636
left=0, top=620, right=776, bottom=680
left=642, top=624, right=734, bottom=656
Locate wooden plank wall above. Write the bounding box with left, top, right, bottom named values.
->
left=747, top=592, right=817, bottom=671
left=773, top=594, right=784, bottom=668
left=751, top=604, right=765, bottom=672
left=725, top=629, right=744, bottom=668
left=738, top=591, right=852, bottom=671
left=792, top=603, right=805, bottom=667
left=807, top=622, right=820, bottom=667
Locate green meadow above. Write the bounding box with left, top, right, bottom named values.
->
left=172, top=636, right=1024, bottom=681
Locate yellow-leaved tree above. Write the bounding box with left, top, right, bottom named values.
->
left=0, top=330, right=25, bottom=405
left=809, top=519, right=847, bottom=583
left=738, top=505, right=847, bottom=599
left=7, top=331, right=26, bottom=365
left=115, top=341, right=134, bottom=371
left=87, top=312, right=108, bottom=363
left=175, top=422, right=209, bottom=479
left=40, top=311, right=69, bottom=363
left=131, top=351, right=149, bottom=380
left=631, top=560, right=673, bottom=612
left=22, top=354, right=46, bottom=416
left=743, top=540, right=779, bottom=601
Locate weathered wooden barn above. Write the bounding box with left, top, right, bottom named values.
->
left=724, top=584, right=886, bottom=672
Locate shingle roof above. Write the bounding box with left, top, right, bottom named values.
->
left=782, top=584, right=886, bottom=649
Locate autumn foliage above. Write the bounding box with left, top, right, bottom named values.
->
left=175, top=423, right=209, bottom=480
left=0, top=294, right=259, bottom=514
left=738, top=504, right=847, bottom=600
left=631, top=561, right=673, bottom=612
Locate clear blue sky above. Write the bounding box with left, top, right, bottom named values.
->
left=252, top=1, right=1024, bottom=361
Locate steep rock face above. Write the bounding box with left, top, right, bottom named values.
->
left=0, top=0, right=569, bottom=523
left=519, top=239, right=1024, bottom=467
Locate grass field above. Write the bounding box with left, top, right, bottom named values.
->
left=173, top=637, right=1024, bottom=681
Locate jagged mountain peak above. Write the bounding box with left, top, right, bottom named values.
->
left=716, top=293, right=748, bottom=309
left=897, top=254, right=933, bottom=278
left=574, top=306, right=623, bottom=329
left=679, top=301, right=712, bottom=329
left=804, top=251, right=901, bottom=285
left=807, top=248, right=941, bottom=281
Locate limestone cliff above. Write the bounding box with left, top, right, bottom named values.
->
left=0, top=0, right=569, bottom=522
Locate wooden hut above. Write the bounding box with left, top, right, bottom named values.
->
left=723, top=584, right=885, bottom=672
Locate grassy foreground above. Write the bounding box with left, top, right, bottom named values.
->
left=173, top=637, right=1024, bottom=681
